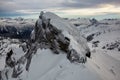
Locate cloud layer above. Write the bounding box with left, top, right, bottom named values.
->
left=61, top=0, right=120, bottom=8
left=0, top=0, right=120, bottom=18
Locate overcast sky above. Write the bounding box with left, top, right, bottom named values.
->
left=0, top=0, right=120, bottom=19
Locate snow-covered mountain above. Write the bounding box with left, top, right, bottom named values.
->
left=0, top=12, right=91, bottom=80
left=0, top=12, right=120, bottom=80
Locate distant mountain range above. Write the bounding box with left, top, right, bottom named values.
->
left=0, top=17, right=120, bottom=40
left=0, top=18, right=35, bottom=39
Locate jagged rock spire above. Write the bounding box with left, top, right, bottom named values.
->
left=30, top=11, right=90, bottom=63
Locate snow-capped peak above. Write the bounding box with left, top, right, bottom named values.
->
left=43, top=12, right=90, bottom=58
left=0, top=11, right=91, bottom=80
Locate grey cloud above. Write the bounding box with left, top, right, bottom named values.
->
left=0, top=0, right=120, bottom=17
left=0, top=0, right=19, bottom=12
left=61, top=0, right=120, bottom=8
left=0, top=0, right=62, bottom=16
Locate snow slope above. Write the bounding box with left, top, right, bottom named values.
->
left=87, top=49, right=120, bottom=80
left=0, top=40, right=101, bottom=80
left=70, top=18, right=120, bottom=80
left=26, top=49, right=102, bottom=80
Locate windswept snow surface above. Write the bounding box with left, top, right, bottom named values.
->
left=87, top=49, right=120, bottom=80
left=26, top=49, right=102, bottom=80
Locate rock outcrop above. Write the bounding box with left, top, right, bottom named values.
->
left=0, top=11, right=91, bottom=80
left=30, top=11, right=90, bottom=64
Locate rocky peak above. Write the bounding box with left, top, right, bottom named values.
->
left=30, top=11, right=90, bottom=63
left=0, top=11, right=91, bottom=80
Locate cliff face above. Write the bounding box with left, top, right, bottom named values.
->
left=0, top=12, right=90, bottom=80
